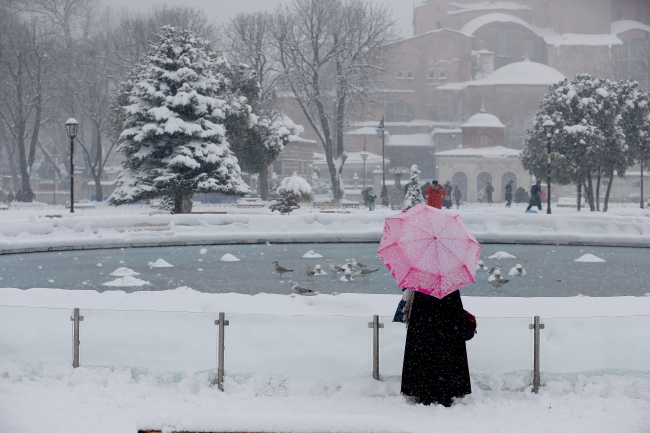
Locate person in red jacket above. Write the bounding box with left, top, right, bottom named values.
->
left=424, top=180, right=446, bottom=209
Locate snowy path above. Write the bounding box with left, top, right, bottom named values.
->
left=0, top=203, right=650, bottom=254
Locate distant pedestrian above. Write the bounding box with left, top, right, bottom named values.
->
left=526, top=180, right=543, bottom=211
left=454, top=184, right=462, bottom=209
left=505, top=181, right=514, bottom=208
left=477, top=188, right=486, bottom=203
left=424, top=180, right=445, bottom=209
left=485, top=182, right=494, bottom=204
left=4, top=190, right=14, bottom=203
left=514, top=187, right=526, bottom=203
left=443, top=180, right=452, bottom=209
left=365, top=188, right=377, bottom=211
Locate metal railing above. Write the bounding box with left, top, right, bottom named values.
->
left=1, top=305, right=649, bottom=395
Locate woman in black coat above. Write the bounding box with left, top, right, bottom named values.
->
left=401, top=290, right=475, bottom=407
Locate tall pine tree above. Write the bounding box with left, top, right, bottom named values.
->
left=109, top=26, right=250, bottom=213
left=403, top=165, right=423, bottom=210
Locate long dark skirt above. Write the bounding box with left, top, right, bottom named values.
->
left=401, top=290, right=473, bottom=406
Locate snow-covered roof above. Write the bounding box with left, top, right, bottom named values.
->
left=440, top=60, right=565, bottom=89
left=432, top=128, right=463, bottom=134
left=387, top=134, right=433, bottom=147
left=389, top=28, right=468, bottom=46
left=289, top=135, right=317, bottom=144
left=345, top=127, right=382, bottom=136
left=612, top=20, right=650, bottom=35
left=461, top=13, right=622, bottom=47
left=447, top=2, right=531, bottom=16
left=462, top=111, right=505, bottom=129
left=435, top=146, right=520, bottom=158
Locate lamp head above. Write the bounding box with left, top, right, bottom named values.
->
left=65, top=118, right=79, bottom=139
left=542, top=119, right=555, bottom=138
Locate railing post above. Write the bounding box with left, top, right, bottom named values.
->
left=529, top=315, right=545, bottom=394
left=368, top=315, right=384, bottom=380
left=69, top=308, right=83, bottom=368
left=214, top=312, right=229, bottom=391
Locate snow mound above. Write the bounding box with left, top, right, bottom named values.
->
left=102, top=276, right=150, bottom=287
left=110, top=267, right=140, bottom=277
left=277, top=174, right=312, bottom=195
left=199, top=248, right=207, bottom=255
left=96, top=263, right=103, bottom=267
left=508, top=265, right=526, bottom=276
left=220, top=253, right=240, bottom=262
left=575, top=254, right=606, bottom=263
left=488, top=251, right=516, bottom=259
left=302, top=250, right=323, bottom=258
left=148, top=259, right=174, bottom=268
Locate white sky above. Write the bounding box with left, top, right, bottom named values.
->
left=105, top=0, right=415, bottom=37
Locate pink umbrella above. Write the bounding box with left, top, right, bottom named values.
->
left=377, top=203, right=482, bottom=299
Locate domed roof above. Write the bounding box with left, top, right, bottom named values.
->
left=462, top=109, right=506, bottom=129
left=471, top=59, right=566, bottom=86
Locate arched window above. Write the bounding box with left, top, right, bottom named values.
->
left=477, top=172, right=492, bottom=201
left=614, top=7, right=623, bottom=22
left=502, top=172, right=517, bottom=201
left=498, top=28, right=512, bottom=58
left=522, top=38, right=535, bottom=59
left=634, top=8, right=643, bottom=23
left=386, top=100, right=414, bottom=123
left=476, top=38, right=489, bottom=51
left=452, top=172, right=468, bottom=203
left=480, top=135, right=489, bottom=147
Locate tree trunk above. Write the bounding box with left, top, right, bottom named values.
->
left=603, top=171, right=614, bottom=212
left=585, top=176, right=595, bottom=211
left=259, top=164, right=269, bottom=201
left=595, top=169, right=601, bottom=211
left=173, top=194, right=194, bottom=214
left=641, top=160, right=645, bottom=209
left=93, top=173, right=103, bottom=202
left=576, top=182, right=582, bottom=211
left=16, top=134, right=34, bottom=202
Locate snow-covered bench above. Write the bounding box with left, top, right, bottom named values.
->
left=236, top=198, right=267, bottom=208
left=313, top=199, right=359, bottom=209
left=65, top=201, right=96, bottom=209
left=0, top=204, right=8, bottom=211
left=557, top=197, right=586, bottom=208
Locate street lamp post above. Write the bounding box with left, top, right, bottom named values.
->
left=50, top=147, right=60, bottom=206
left=65, top=118, right=78, bottom=213
left=360, top=150, right=368, bottom=189
left=542, top=119, right=555, bottom=215
left=375, top=117, right=386, bottom=206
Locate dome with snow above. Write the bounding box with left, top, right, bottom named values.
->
left=470, top=60, right=566, bottom=87
left=461, top=111, right=506, bottom=129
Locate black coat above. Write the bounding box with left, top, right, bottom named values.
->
left=505, top=184, right=513, bottom=201
left=401, top=290, right=474, bottom=406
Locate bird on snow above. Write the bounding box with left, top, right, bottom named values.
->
left=508, top=264, right=526, bottom=277
left=340, top=268, right=354, bottom=282
left=305, top=264, right=316, bottom=280
left=353, top=268, right=379, bottom=282
left=273, top=261, right=293, bottom=278
left=327, top=260, right=341, bottom=278
left=350, top=258, right=367, bottom=269
left=313, top=264, right=327, bottom=276
left=292, top=282, right=315, bottom=295
left=488, top=264, right=502, bottom=275
left=488, top=269, right=509, bottom=290
left=477, top=260, right=488, bottom=271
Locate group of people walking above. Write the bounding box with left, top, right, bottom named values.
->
left=423, top=180, right=463, bottom=210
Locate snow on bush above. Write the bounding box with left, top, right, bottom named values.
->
left=277, top=173, right=312, bottom=199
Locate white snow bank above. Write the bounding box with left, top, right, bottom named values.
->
left=148, top=259, right=174, bottom=268
left=109, top=267, right=140, bottom=277
left=1, top=360, right=648, bottom=433
left=220, top=253, right=240, bottom=262
left=302, top=250, right=323, bottom=258
left=102, top=276, right=150, bottom=287
left=2, top=287, right=650, bottom=318
left=488, top=251, right=516, bottom=259
left=575, top=254, right=606, bottom=263
left=199, top=248, right=207, bottom=254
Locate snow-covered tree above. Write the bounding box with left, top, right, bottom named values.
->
left=403, top=164, right=423, bottom=210
left=270, top=173, right=312, bottom=213
left=108, top=26, right=250, bottom=213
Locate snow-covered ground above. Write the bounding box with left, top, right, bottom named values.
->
left=0, top=201, right=650, bottom=254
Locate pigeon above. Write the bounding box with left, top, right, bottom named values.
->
left=477, top=260, right=488, bottom=271
left=305, top=264, right=316, bottom=280
left=353, top=268, right=379, bottom=282
left=291, top=282, right=315, bottom=295
left=508, top=264, right=526, bottom=277
left=488, top=264, right=502, bottom=275
left=273, top=261, right=293, bottom=278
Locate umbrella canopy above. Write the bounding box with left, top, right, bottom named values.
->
left=377, top=203, right=481, bottom=299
